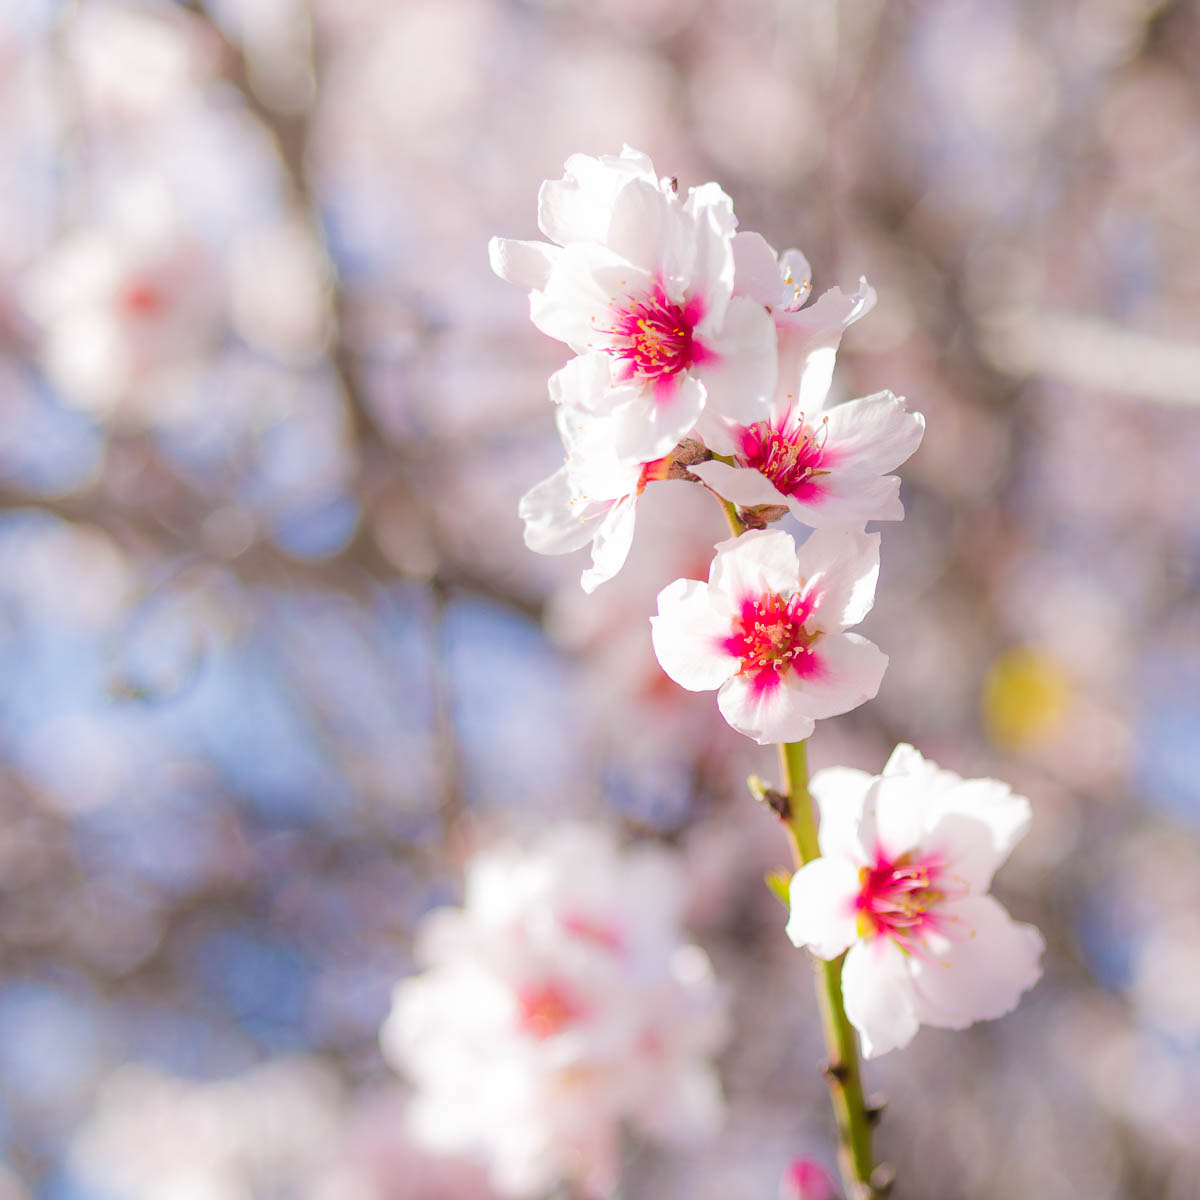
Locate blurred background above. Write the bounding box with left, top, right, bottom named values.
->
left=0, top=0, right=1197, bottom=1196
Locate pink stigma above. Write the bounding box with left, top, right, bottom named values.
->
left=602, top=283, right=702, bottom=388
left=856, top=851, right=964, bottom=957
left=722, top=590, right=820, bottom=691
left=517, top=981, right=587, bottom=1040
left=736, top=411, right=830, bottom=500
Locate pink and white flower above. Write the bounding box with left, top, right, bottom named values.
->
left=692, top=249, right=924, bottom=528
left=786, top=744, right=1044, bottom=1058
left=381, top=825, right=726, bottom=1199
left=518, top=358, right=676, bottom=592
left=650, top=528, right=888, bottom=745
left=489, top=146, right=776, bottom=464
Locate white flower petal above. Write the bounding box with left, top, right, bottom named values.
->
left=536, top=149, right=657, bottom=246
left=608, top=371, right=707, bottom=463
left=841, top=938, right=920, bottom=1059
left=651, top=579, right=739, bottom=692
left=922, top=779, right=1032, bottom=892
left=784, top=470, right=903, bottom=527
left=715, top=671, right=816, bottom=745
left=882, top=742, right=932, bottom=779
left=909, top=895, right=1044, bottom=1030
left=488, top=237, right=559, bottom=291
left=731, top=231, right=783, bottom=307
left=696, top=298, right=778, bottom=427
left=776, top=279, right=877, bottom=412
left=867, top=774, right=931, bottom=863
left=800, top=632, right=888, bottom=720
left=823, top=391, right=925, bottom=475
left=707, top=528, right=800, bottom=603
left=581, top=496, right=639, bottom=593
left=778, top=248, right=813, bottom=310
left=809, top=767, right=875, bottom=861
left=713, top=674, right=804, bottom=745
left=786, top=857, right=862, bottom=960
left=795, top=528, right=880, bottom=630
left=519, top=466, right=604, bottom=556
left=688, top=459, right=788, bottom=509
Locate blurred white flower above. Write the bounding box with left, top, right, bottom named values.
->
left=651, top=528, right=887, bottom=745
left=489, top=146, right=776, bottom=463
left=786, top=744, right=1044, bottom=1058
left=21, top=195, right=223, bottom=418
left=381, top=825, right=727, bottom=1198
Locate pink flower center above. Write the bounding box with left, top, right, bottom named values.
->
left=736, top=412, right=829, bottom=500
left=119, top=280, right=166, bottom=318
left=722, top=591, right=820, bottom=690
left=517, top=981, right=587, bottom=1040
left=602, top=284, right=702, bottom=386
left=856, top=851, right=965, bottom=957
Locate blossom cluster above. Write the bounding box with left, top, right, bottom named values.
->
left=491, top=146, right=924, bottom=597
left=493, top=150, right=1043, bottom=1068
left=382, top=826, right=726, bottom=1199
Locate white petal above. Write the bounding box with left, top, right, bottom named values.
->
left=651, top=578, right=739, bottom=692
left=867, top=773, right=932, bottom=863
left=696, top=298, right=778, bottom=427
left=800, top=632, right=888, bottom=720
left=784, top=470, right=903, bottom=527
left=809, top=767, right=875, bottom=861
left=795, top=528, right=880, bottom=630
left=688, top=459, right=789, bottom=509
left=786, top=857, right=862, bottom=959
left=708, top=528, right=800, bottom=603
left=716, top=671, right=816, bottom=745
left=909, top=895, right=1044, bottom=1030
left=536, top=150, right=657, bottom=246
left=922, top=778, right=1032, bottom=892
left=519, top=466, right=602, bottom=555
left=605, top=177, right=673, bottom=275
left=487, top=236, right=558, bottom=291
left=731, top=231, right=782, bottom=306
left=778, top=248, right=813, bottom=310
left=581, top=495, right=638, bottom=592
left=882, top=742, right=933, bottom=779
left=608, top=371, right=707, bottom=463
left=841, top=937, right=920, bottom=1059
left=776, top=279, right=877, bottom=412
left=823, top=391, right=925, bottom=475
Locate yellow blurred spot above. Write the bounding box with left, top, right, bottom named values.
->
left=982, top=648, right=1070, bottom=749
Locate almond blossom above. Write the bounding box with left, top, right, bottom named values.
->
left=651, top=528, right=888, bottom=745
left=381, top=825, right=727, bottom=1199
left=488, top=146, right=776, bottom=463
left=786, top=744, right=1044, bottom=1058
left=692, top=243, right=925, bottom=527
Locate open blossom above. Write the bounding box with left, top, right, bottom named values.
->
left=381, top=825, right=726, bottom=1199
left=693, top=240, right=924, bottom=527
left=518, top=357, right=676, bottom=592
left=786, top=744, right=1044, bottom=1058
left=489, top=146, right=776, bottom=463
left=651, top=528, right=888, bottom=745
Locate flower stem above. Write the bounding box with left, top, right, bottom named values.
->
left=778, top=739, right=883, bottom=1200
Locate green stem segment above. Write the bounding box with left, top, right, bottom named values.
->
left=778, top=740, right=880, bottom=1199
